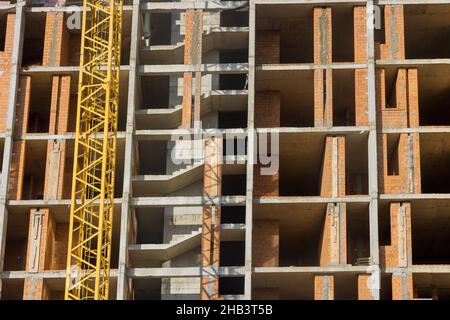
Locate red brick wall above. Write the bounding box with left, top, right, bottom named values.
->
left=354, top=7, right=367, bottom=63
left=253, top=288, right=279, bottom=300
left=255, top=31, right=280, bottom=65
left=23, top=208, right=53, bottom=300
left=253, top=162, right=279, bottom=197
left=313, top=8, right=333, bottom=127
left=378, top=133, right=421, bottom=194
left=318, top=203, right=347, bottom=266
left=314, top=275, right=334, bottom=300
left=407, top=69, right=419, bottom=128
left=182, top=9, right=203, bottom=128
left=44, top=75, right=71, bottom=200
left=353, top=7, right=368, bottom=126
left=314, top=69, right=333, bottom=127
left=358, top=274, right=374, bottom=300
left=378, top=5, right=405, bottom=60
left=355, top=69, right=368, bottom=126
left=0, top=13, right=15, bottom=132
left=392, top=273, right=413, bottom=300
left=313, top=8, right=332, bottom=64
left=379, top=202, right=412, bottom=269
left=252, top=220, right=279, bottom=267
left=255, top=91, right=280, bottom=128
left=8, top=76, right=31, bottom=200
left=320, top=136, right=346, bottom=197
left=50, top=223, right=69, bottom=270
left=43, top=12, right=70, bottom=67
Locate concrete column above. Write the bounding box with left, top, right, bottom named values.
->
left=244, top=0, right=256, bottom=299
left=116, top=0, right=140, bottom=300
left=367, top=0, right=381, bottom=300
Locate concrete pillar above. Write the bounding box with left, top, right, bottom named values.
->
left=255, top=31, right=280, bottom=65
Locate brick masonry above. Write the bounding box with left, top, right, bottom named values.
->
left=8, top=76, right=31, bottom=200
left=255, top=31, right=280, bottom=65
left=0, top=13, right=15, bottom=132
left=200, top=137, right=222, bottom=300
left=314, top=275, right=334, bottom=300
left=313, top=7, right=333, bottom=127
left=378, top=133, right=421, bottom=194
left=320, top=136, right=346, bottom=197
left=358, top=274, right=374, bottom=300
left=380, top=202, right=412, bottom=269
left=23, top=208, right=68, bottom=299
left=378, top=5, right=405, bottom=61
left=319, top=203, right=347, bottom=266
left=182, top=9, right=203, bottom=128
left=252, top=220, right=279, bottom=267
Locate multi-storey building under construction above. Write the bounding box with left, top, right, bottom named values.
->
left=0, top=0, right=450, bottom=300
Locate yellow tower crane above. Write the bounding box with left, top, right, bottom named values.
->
left=64, top=0, right=123, bottom=300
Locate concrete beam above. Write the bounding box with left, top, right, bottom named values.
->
left=130, top=196, right=247, bottom=207
left=138, top=63, right=249, bottom=75
left=376, top=59, right=450, bottom=66
left=256, top=63, right=367, bottom=71
left=254, top=266, right=372, bottom=274
left=116, top=0, right=141, bottom=301
left=255, top=196, right=371, bottom=204
left=140, top=1, right=249, bottom=12
left=128, top=267, right=245, bottom=278
left=20, top=65, right=130, bottom=75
